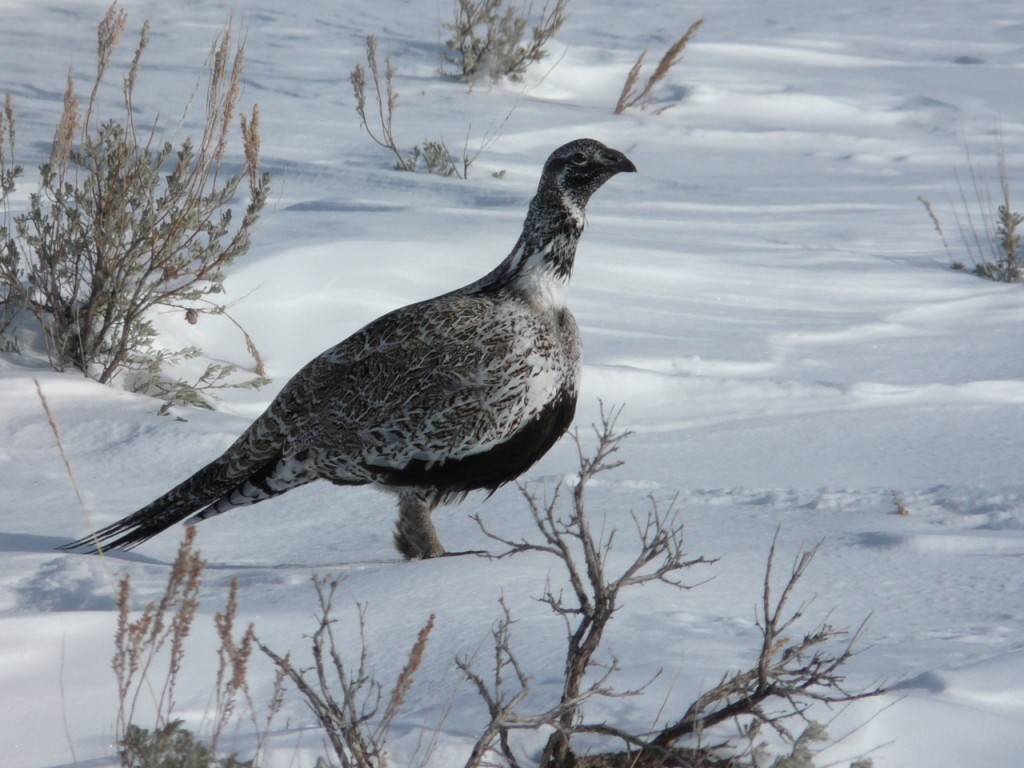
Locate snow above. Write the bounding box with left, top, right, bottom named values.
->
left=3, top=0, right=1024, bottom=765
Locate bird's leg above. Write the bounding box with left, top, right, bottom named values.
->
left=394, top=489, right=445, bottom=560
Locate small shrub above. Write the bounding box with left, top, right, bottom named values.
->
left=258, top=576, right=436, bottom=768
left=615, top=19, right=703, bottom=115
left=413, top=140, right=460, bottom=178
left=111, top=527, right=278, bottom=767
left=443, top=0, right=570, bottom=83
left=120, top=720, right=253, bottom=768
left=920, top=137, right=1024, bottom=282
left=0, top=5, right=269, bottom=409
left=467, top=406, right=883, bottom=767
left=0, top=93, right=22, bottom=344
left=980, top=198, right=1023, bottom=281
left=350, top=35, right=506, bottom=179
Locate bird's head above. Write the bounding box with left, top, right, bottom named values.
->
left=539, top=138, right=637, bottom=211
left=470, top=139, right=637, bottom=296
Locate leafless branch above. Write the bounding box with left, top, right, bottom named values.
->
left=649, top=531, right=882, bottom=752
left=258, top=575, right=434, bottom=768
left=469, top=404, right=714, bottom=766
left=350, top=36, right=416, bottom=171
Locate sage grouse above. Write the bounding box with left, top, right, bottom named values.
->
left=63, top=139, right=636, bottom=559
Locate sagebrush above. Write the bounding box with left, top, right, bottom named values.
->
left=920, top=136, right=1023, bottom=282
left=0, top=93, right=21, bottom=345
left=0, top=4, right=269, bottom=409
left=443, top=0, right=569, bottom=83
left=119, top=721, right=254, bottom=768
left=350, top=35, right=504, bottom=179
left=112, top=526, right=279, bottom=767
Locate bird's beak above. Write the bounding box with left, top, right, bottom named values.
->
left=600, top=148, right=637, bottom=174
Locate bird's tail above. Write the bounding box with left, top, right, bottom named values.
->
left=58, top=460, right=255, bottom=554
left=58, top=446, right=322, bottom=553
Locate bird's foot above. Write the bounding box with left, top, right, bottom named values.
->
left=438, top=548, right=492, bottom=558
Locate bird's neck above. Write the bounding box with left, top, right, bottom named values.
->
left=467, top=189, right=585, bottom=310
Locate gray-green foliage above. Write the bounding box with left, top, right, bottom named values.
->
left=14, top=121, right=268, bottom=386
left=974, top=201, right=1023, bottom=282
left=0, top=7, right=269, bottom=411
left=443, top=0, right=569, bottom=83
left=770, top=721, right=827, bottom=768
left=0, top=94, right=21, bottom=344
left=408, top=140, right=460, bottom=177
left=924, top=139, right=1024, bottom=284
left=129, top=346, right=268, bottom=415
left=745, top=720, right=874, bottom=768
left=120, top=721, right=254, bottom=768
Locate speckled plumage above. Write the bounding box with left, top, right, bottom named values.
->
left=62, top=139, right=636, bottom=559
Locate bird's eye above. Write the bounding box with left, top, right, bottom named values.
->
left=570, top=151, right=587, bottom=165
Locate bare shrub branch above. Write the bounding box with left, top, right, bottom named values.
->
left=456, top=597, right=539, bottom=767
left=649, top=531, right=882, bottom=754
left=350, top=37, right=510, bottom=179
left=258, top=575, right=435, bottom=768
left=467, top=407, right=882, bottom=767
left=468, top=403, right=714, bottom=766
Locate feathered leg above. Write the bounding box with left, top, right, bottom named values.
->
left=393, top=488, right=445, bottom=559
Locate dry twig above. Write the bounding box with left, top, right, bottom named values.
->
left=470, top=404, right=713, bottom=766
left=259, top=575, right=435, bottom=768
left=615, top=19, right=703, bottom=114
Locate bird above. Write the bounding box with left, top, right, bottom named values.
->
left=61, top=138, right=636, bottom=559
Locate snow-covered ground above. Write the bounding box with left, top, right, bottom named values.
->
left=3, top=1, right=1024, bottom=765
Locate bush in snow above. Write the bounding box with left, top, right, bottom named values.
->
left=120, top=720, right=254, bottom=768
left=112, top=526, right=281, bottom=767
left=350, top=36, right=505, bottom=179
left=442, top=0, right=570, bottom=83
left=920, top=137, right=1023, bottom=283
left=0, top=4, right=269, bottom=410
left=461, top=406, right=882, bottom=766
left=0, top=93, right=21, bottom=347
